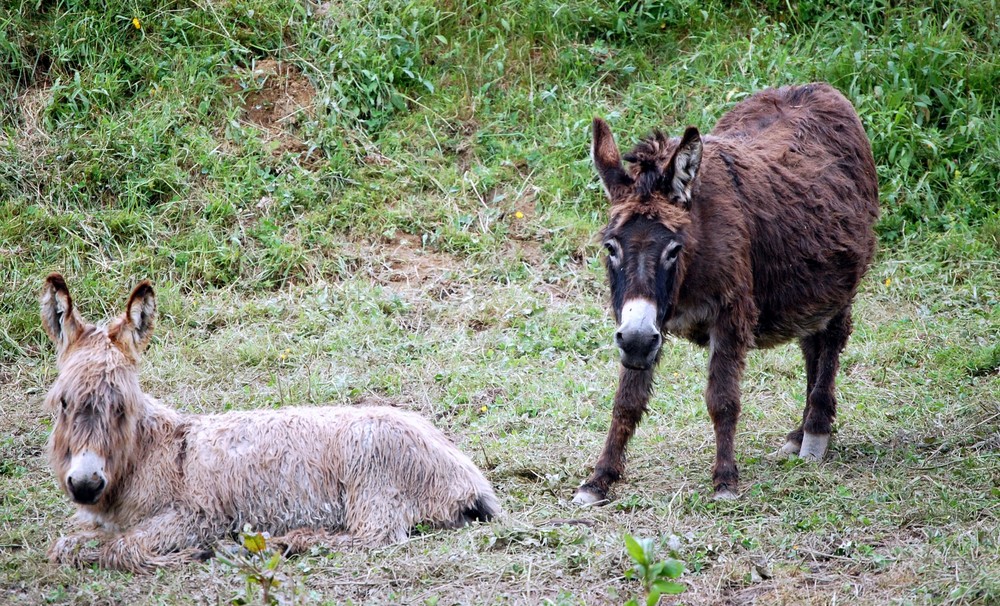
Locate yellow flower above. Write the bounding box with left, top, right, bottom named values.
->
left=884, top=278, right=891, bottom=286
left=132, top=17, right=141, bottom=29
left=514, top=211, right=524, bottom=219
left=480, top=405, right=488, bottom=413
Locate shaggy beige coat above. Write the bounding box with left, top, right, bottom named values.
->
left=40, top=274, right=500, bottom=571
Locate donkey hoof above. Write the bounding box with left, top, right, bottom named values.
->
left=798, top=432, right=830, bottom=462
left=779, top=440, right=801, bottom=455
left=571, top=488, right=608, bottom=507
left=713, top=489, right=739, bottom=501
left=770, top=439, right=801, bottom=459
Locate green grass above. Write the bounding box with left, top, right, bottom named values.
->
left=1, top=0, right=999, bottom=604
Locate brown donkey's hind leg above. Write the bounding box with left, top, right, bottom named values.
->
left=573, top=367, right=654, bottom=506
left=784, top=306, right=853, bottom=461
left=780, top=334, right=821, bottom=454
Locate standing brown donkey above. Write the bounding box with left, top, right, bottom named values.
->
left=574, top=83, right=879, bottom=503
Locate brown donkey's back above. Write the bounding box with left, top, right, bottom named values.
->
left=690, top=83, right=879, bottom=347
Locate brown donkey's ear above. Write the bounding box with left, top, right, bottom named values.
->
left=664, top=126, right=703, bottom=209
left=40, top=273, right=85, bottom=354
left=119, top=280, right=156, bottom=357
left=592, top=117, right=633, bottom=199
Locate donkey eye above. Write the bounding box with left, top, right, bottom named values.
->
left=60, top=397, right=68, bottom=412
left=604, top=240, right=622, bottom=266
left=662, top=241, right=682, bottom=264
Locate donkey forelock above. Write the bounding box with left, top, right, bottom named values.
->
left=42, top=274, right=154, bottom=508
left=623, top=130, right=676, bottom=199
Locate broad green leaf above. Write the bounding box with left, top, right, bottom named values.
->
left=624, top=534, right=646, bottom=565
left=662, top=559, right=684, bottom=579
left=243, top=532, right=267, bottom=555
left=266, top=552, right=282, bottom=570
left=652, top=580, right=686, bottom=595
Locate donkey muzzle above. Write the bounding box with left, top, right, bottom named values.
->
left=66, top=450, right=107, bottom=504
left=615, top=299, right=662, bottom=370
left=67, top=474, right=106, bottom=504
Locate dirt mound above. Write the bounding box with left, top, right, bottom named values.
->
left=379, top=231, right=458, bottom=289
left=238, top=59, right=316, bottom=155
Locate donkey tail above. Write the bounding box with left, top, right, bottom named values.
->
left=462, top=491, right=501, bottom=524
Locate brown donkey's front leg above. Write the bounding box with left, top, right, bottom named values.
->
left=573, top=367, right=654, bottom=505
left=706, top=316, right=750, bottom=500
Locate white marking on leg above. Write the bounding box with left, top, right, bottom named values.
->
left=779, top=440, right=801, bottom=455
left=799, top=432, right=830, bottom=461
left=713, top=489, right=738, bottom=501
left=572, top=487, right=607, bottom=507
left=618, top=298, right=658, bottom=336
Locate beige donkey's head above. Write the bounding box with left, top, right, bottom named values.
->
left=40, top=274, right=156, bottom=509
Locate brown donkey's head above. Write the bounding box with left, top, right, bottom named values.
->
left=40, top=274, right=156, bottom=508
left=591, top=118, right=703, bottom=370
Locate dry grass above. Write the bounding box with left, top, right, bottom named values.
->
left=2, top=238, right=998, bottom=605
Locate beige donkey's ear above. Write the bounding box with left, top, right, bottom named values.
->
left=40, top=273, right=86, bottom=356
left=116, top=280, right=157, bottom=358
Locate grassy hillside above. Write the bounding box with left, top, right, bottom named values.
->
left=1, top=0, right=998, bottom=604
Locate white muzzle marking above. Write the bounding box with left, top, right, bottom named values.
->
left=618, top=298, right=658, bottom=337
left=67, top=449, right=107, bottom=487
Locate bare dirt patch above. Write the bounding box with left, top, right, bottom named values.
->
left=237, top=59, right=316, bottom=155
left=13, top=82, right=51, bottom=150
left=356, top=230, right=464, bottom=296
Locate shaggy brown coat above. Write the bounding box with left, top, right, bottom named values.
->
left=577, top=83, right=879, bottom=502
left=40, top=274, right=500, bottom=571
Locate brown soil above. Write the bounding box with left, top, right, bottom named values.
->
left=11, top=81, right=52, bottom=153
left=238, top=59, right=316, bottom=156
left=374, top=230, right=461, bottom=292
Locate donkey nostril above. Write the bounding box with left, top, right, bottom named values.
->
left=615, top=331, right=624, bottom=346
